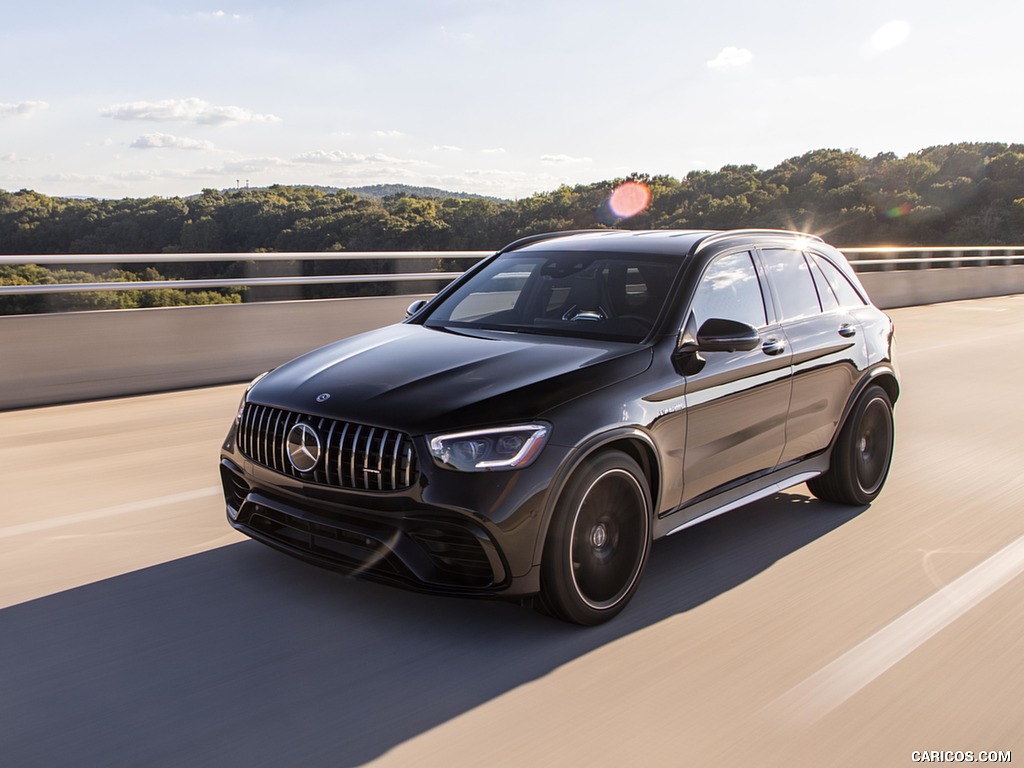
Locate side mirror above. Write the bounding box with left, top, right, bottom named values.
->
left=406, top=299, right=429, bottom=318
left=691, top=318, right=761, bottom=352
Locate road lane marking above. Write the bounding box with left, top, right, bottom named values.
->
left=0, top=487, right=221, bottom=539
left=774, top=534, right=1024, bottom=723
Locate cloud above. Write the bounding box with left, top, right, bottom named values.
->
left=2, top=153, right=31, bottom=163
left=374, top=130, right=404, bottom=138
left=482, top=148, right=506, bottom=154
left=213, top=157, right=293, bottom=174
left=111, top=169, right=200, bottom=182
left=100, top=98, right=280, bottom=125
left=540, top=154, right=592, bottom=164
left=866, top=20, right=911, bottom=54
left=293, top=150, right=428, bottom=168
left=130, top=133, right=215, bottom=151
left=0, top=101, right=49, bottom=119
left=707, top=46, right=754, bottom=70
left=433, top=145, right=464, bottom=152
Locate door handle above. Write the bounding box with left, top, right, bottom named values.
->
left=761, top=338, right=786, bottom=356
left=838, top=323, right=857, bottom=338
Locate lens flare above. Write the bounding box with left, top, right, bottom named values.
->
left=608, top=181, right=651, bottom=219
left=885, top=203, right=912, bottom=219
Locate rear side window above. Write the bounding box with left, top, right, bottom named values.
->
left=761, top=249, right=821, bottom=320
left=690, top=251, right=767, bottom=329
left=812, top=254, right=867, bottom=307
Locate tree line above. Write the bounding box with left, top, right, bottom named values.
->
left=2, top=142, right=1023, bottom=313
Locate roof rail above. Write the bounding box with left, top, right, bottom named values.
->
left=694, top=228, right=824, bottom=253
left=497, top=229, right=615, bottom=254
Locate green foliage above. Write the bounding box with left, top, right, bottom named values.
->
left=0, top=263, right=243, bottom=315
left=2, top=142, right=1023, bottom=313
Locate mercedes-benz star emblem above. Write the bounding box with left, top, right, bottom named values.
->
left=286, top=423, right=321, bottom=473
left=316, top=393, right=331, bottom=403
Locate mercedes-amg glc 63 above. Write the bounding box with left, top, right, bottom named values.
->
left=220, top=229, right=898, bottom=624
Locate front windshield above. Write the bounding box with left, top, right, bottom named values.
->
left=423, top=250, right=681, bottom=342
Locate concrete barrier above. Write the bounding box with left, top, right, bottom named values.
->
left=0, top=295, right=424, bottom=410
left=859, top=264, right=1024, bottom=309
left=3, top=265, right=1024, bottom=410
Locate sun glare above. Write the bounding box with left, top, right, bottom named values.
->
left=608, top=181, right=651, bottom=219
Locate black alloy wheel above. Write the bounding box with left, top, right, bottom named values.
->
left=540, top=451, right=651, bottom=625
left=808, top=385, right=894, bottom=506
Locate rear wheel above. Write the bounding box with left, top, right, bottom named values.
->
left=539, top=451, right=651, bottom=625
left=808, top=385, right=894, bottom=506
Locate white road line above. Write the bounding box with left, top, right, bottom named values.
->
left=0, top=487, right=221, bottom=539
left=774, top=534, right=1024, bottom=724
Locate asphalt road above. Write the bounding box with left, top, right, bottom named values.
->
left=2, top=295, right=1023, bottom=767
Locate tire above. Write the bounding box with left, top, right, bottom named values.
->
left=808, top=384, right=894, bottom=506
left=538, top=451, right=652, bottom=625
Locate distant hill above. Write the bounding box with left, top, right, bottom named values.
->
left=344, top=184, right=506, bottom=202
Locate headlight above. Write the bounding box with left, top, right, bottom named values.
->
left=428, top=424, right=550, bottom=472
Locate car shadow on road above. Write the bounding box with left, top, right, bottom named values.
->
left=0, top=493, right=865, bottom=767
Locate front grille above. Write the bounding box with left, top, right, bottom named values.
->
left=237, top=403, right=418, bottom=491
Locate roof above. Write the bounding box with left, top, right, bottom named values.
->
left=502, top=228, right=824, bottom=257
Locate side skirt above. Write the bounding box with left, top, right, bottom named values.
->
left=654, top=455, right=830, bottom=540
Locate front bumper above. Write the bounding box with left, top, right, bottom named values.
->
left=219, top=425, right=557, bottom=597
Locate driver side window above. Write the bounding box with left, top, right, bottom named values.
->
left=690, top=251, right=767, bottom=330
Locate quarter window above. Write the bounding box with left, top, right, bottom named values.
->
left=690, top=251, right=766, bottom=329
left=761, top=249, right=821, bottom=320
left=809, top=256, right=840, bottom=312
left=812, top=254, right=867, bottom=307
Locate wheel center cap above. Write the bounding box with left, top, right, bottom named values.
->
left=590, top=523, right=608, bottom=549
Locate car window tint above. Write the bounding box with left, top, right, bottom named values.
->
left=762, top=248, right=821, bottom=320
left=691, top=251, right=766, bottom=329
left=446, top=265, right=536, bottom=322
left=425, top=251, right=681, bottom=342
left=813, top=254, right=867, bottom=307
left=808, top=255, right=840, bottom=312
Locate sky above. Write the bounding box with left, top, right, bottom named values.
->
left=2, top=1, right=1022, bottom=200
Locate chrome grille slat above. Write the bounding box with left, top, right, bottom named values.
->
left=279, top=411, right=295, bottom=473
left=324, top=420, right=338, bottom=486
left=390, top=432, right=401, bottom=490
left=255, top=406, right=268, bottom=466
left=336, top=422, right=350, bottom=488
left=350, top=424, right=363, bottom=489
left=363, top=427, right=376, bottom=491
left=237, top=403, right=416, bottom=492
left=315, top=418, right=328, bottom=485
left=270, top=409, right=284, bottom=471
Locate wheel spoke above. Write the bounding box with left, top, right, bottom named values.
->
left=570, top=469, right=648, bottom=608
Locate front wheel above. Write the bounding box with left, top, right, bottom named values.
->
left=808, top=385, right=894, bottom=506
left=539, top=451, right=652, bottom=625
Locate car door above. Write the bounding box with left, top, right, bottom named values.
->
left=678, top=250, right=792, bottom=505
left=758, top=248, right=868, bottom=465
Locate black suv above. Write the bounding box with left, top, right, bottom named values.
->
left=220, top=229, right=898, bottom=624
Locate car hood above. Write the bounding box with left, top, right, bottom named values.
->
left=249, top=323, right=652, bottom=434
